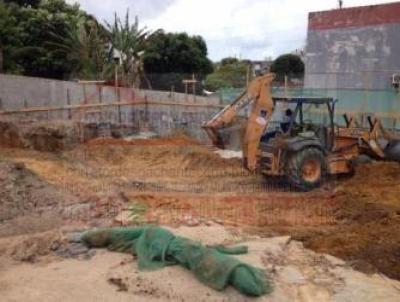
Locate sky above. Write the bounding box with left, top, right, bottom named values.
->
left=66, top=0, right=397, bottom=61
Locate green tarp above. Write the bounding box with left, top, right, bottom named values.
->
left=82, top=226, right=272, bottom=297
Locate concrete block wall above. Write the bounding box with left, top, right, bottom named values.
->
left=0, top=74, right=221, bottom=142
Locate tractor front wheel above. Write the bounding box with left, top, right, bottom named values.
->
left=285, top=148, right=326, bottom=191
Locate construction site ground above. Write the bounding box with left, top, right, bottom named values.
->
left=0, top=135, right=399, bottom=301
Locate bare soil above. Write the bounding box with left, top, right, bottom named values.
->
left=0, top=160, right=79, bottom=237
left=86, top=135, right=200, bottom=147
left=0, top=120, right=79, bottom=152
left=0, top=136, right=399, bottom=281
left=1, top=227, right=399, bottom=302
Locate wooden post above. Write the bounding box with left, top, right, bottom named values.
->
left=83, top=84, right=87, bottom=104
left=192, top=73, right=196, bottom=102
left=192, top=73, right=196, bottom=95
left=182, top=76, right=198, bottom=102
left=115, top=64, right=118, bottom=94
left=246, top=64, right=250, bottom=87
left=98, top=85, right=103, bottom=103
left=117, top=87, right=122, bottom=124
left=23, top=97, right=28, bottom=120
left=284, top=74, right=288, bottom=98
left=118, top=104, right=122, bottom=124
left=67, top=88, right=72, bottom=120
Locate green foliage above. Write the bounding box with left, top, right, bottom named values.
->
left=204, top=58, right=249, bottom=91
left=3, top=0, right=41, bottom=7
left=143, top=30, right=213, bottom=75
left=47, top=17, right=109, bottom=80
left=0, top=2, right=21, bottom=72
left=0, top=0, right=92, bottom=79
left=105, top=11, right=151, bottom=87
left=0, top=0, right=214, bottom=84
left=220, top=57, right=239, bottom=66
left=270, top=54, right=304, bottom=79
left=128, top=200, right=149, bottom=225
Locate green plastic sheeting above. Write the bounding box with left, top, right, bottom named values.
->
left=82, top=226, right=272, bottom=297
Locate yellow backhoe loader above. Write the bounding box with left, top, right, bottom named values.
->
left=203, top=73, right=400, bottom=190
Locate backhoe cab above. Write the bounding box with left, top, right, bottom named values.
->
left=259, top=97, right=340, bottom=191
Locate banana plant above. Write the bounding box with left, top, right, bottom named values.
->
left=105, top=10, right=152, bottom=88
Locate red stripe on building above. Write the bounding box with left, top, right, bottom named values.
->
left=309, top=2, right=400, bottom=30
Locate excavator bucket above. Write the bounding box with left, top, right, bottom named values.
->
left=358, top=116, right=400, bottom=162
left=202, top=73, right=275, bottom=170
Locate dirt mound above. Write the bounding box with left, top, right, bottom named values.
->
left=86, top=135, right=199, bottom=147
left=5, top=231, right=62, bottom=262
left=69, top=142, right=246, bottom=181
left=179, top=148, right=242, bottom=171
left=60, top=143, right=249, bottom=197
left=269, top=161, right=400, bottom=280
left=0, top=120, right=78, bottom=152
left=0, top=160, right=78, bottom=237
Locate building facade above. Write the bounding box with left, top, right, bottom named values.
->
left=304, top=2, right=400, bottom=90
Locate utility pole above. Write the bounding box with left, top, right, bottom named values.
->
left=339, top=0, right=343, bottom=9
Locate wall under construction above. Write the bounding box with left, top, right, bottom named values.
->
left=0, top=74, right=221, bottom=142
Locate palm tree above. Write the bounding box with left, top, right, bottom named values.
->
left=105, top=11, right=151, bottom=88
left=47, top=16, right=109, bottom=80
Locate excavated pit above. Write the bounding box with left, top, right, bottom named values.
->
left=0, top=135, right=399, bottom=280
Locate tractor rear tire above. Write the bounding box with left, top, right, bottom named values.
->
left=285, top=147, right=326, bottom=191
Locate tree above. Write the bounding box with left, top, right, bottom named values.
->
left=0, top=2, right=21, bottom=73
left=204, top=58, right=249, bottom=91
left=220, top=57, right=239, bottom=66
left=143, top=30, right=213, bottom=75
left=106, top=11, right=150, bottom=88
left=47, top=17, right=109, bottom=79
left=0, top=0, right=216, bottom=86
left=6, top=0, right=85, bottom=78
left=0, top=0, right=93, bottom=79
left=3, top=0, right=41, bottom=7
left=270, top=54, right=304, bottom=79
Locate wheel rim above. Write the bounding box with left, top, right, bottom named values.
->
left=301, top=159, right=321, bottom=183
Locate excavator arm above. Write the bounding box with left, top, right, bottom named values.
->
left=202, top=89, right=248, bottom=149
left=203, top=73, right=276, bottom=171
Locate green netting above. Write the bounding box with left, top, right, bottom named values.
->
left=82, top=226, right=272, bottom=297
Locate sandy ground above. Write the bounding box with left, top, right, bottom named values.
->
left=1, top=226, right=399, bottom=302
